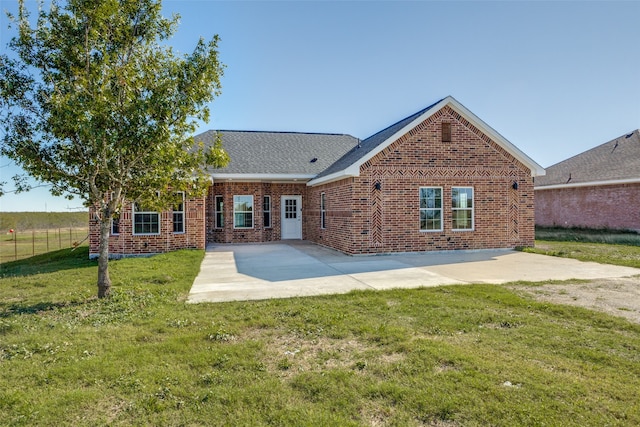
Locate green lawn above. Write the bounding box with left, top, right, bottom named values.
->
left=1, top=247, right=639, bottom=426
left=535, top=226, right=640, bottom=246
left=524, top=240, right=640, bottom=269
left=522, top=228, right=640, bottom=269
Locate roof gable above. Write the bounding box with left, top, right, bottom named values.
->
left=535, top=129, right=640, bottom=189
left=308, top=96, right=545, bottom=186
left=312, top=99, right=443, bottom=181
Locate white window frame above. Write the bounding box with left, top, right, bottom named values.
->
left=172, top=191, right=185, bottom=234
left=214, top=195, right=224, bottom=229
left=452, top=187, right=474, bottom=231
left=109, top=192, right=120, bottom=235
left=320, top=192, right=327, bottom=229
left=263, top=195, right=272, bottom=228
left=233, top=195, right=254, bottom=229
left=133, top=201, right=160, bottom=235
left=419, top=187, right=443, bottom=232
left=111, top=214, right=120, bottom=235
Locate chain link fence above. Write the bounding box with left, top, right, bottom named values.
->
left=0, top=227, right=89, bottom=263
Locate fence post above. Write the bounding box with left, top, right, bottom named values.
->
left=59, top=228, right=62, bottom=249
left=69, top=228, right=72, bottom=247
left=46, top=229, right=49, bottom=252
left=32, top=229, right=35, bottom=257
left=14, top=230, right=17, bottom=260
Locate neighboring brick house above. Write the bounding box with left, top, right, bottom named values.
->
left=535, top=129, right=640, bottom=232
left=90, top=96, right=544, bottom=257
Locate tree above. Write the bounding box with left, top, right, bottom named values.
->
left=0, top=0, right=229, bottom=298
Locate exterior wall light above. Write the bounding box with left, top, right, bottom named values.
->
left=512, top=182, right=518, bottom=190
left=374, top=182, right=382, bottom=190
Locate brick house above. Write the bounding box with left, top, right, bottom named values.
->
left=535, top=129, right=640, bottom=232
left=90, top=96, right=544, bottom=257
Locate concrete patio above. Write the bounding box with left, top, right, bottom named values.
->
left=187, top=241, right=640, bottom=303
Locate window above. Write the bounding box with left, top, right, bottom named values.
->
left=111, top=214, right=120, bottom=235
left=109, top=192, right=119, bottom=235
left=173, top=192, right=185, bottom=233
left=263, top=196, right=272, bottom=228
left=214, top=196, right=224, bottom=228
left=452, top=187, right=474, bottom=230
left=233, top=195, right=253, bottom=228
left=320, top=192, right=326, bottom=229
left=419, top=187, right=442, bottom=231
left=133, top=202, right=160, bottom=235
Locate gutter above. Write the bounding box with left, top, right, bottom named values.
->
left=212, top=173, right=316, bottom=183
left=534, top=177, right=640, bottom=190
left=307, top=165, right=360, bottom=187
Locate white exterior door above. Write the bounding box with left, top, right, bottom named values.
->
left=281, top=196, right=302, bottom=239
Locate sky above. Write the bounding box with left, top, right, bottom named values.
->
left=1, top=0, right=639, bottom=212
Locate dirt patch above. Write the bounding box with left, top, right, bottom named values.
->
left=243, top=329, right=369, bottom=377
left=511, top=277, right=640, bottom=324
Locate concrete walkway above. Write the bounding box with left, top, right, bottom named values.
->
left=187, top=241, right=640, bottom=303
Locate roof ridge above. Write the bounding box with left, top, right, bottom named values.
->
left=212, top=129, right=356, bottom=138
left=360, top=97, right=446, bottom=143
left=546, top=129, right=640, bottom=168
left=536, top=129, right=640, bottom=186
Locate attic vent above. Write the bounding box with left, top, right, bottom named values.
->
left=310, top=158, right=318, bottom=163
left=442, top=122, right=451, bottom=142
left=626, top=133, right=634, bottom=139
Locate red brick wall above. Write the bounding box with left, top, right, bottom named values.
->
left=206, top=182, right=307, bottom=244
left=305, top=178, right=356, bottom=253
left=535, top=183, right=640, bottom=231
left=89, top=196, right=206, bottom=258
left=306, top=106, right=535, bottom=254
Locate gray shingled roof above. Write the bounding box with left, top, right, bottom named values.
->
left=196, top=130, right=358, bottom=175
left=196, top=97, right=543, bottom=181
left=315, top=98, right=444, bottom=178
left=535, top=129, right=640, bottom=187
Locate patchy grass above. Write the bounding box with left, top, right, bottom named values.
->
left=1, top=249, right=640, bottom=426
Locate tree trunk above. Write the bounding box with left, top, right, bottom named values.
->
left=97, top=216, right=112, bottom=298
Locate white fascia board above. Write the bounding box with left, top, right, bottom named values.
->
left=534, top=177, right=640, bottom=190
left=345, top=98, right=453, bottom=178
left=212, top=173, right=316, bottom=183
left=444, top=97, right=546, bottom=177
left=307, top=167, right=358, bottom=187
left=308, top=98, right=455, bottom=187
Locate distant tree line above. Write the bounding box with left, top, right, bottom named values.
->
left=0, top=212, right=88, bottom=231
